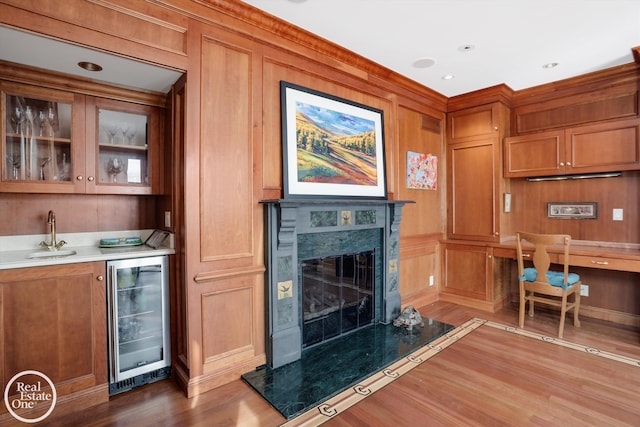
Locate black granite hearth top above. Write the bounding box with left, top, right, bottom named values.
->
left=242, top=318, right=454, bottom=419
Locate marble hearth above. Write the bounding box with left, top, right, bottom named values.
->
left=263, top=199, right=411, bottom=368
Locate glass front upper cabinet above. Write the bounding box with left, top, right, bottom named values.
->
left=2, top=85, right=75, bottom=187
left=97, top=107, right=149, bottom=186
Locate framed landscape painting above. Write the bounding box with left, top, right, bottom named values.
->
left=280, top=81, right=387, bottom=199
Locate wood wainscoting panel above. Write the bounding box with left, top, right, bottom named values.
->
left=199, top=35, right=254, bottom=262
left=201, top=285, right=255, bottom=371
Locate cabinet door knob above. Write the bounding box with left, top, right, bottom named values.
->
left=87, top=176, right=95, bottom=182
left=76, top=175, right=84, bottom=181
left=559, top=162, right=565, bottom=167
left=97, top=275, right=104, bottom=281
left=488, top=255, right=493, bottom=259
left=566, top=162, right=571, bottom=166
left=493, top=126, right=498, bottom=131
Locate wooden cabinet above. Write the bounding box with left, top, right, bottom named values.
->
left=440, top=243, right=494, bottom=309
left=449, top=103, right=500, bottom=140
left=0, top=262, right=108, bottom=419
left=447, top=103, right=508, bottom=242
left=504, top=118, right=640, bottom=178
left=87, top=97, right=163, bottom=195
left=1, top=80, right=164, bottom=194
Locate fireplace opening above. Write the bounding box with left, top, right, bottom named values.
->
left=301, top=250, right=375, bottom=348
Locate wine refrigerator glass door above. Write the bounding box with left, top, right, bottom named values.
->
left=107, top=255, right=170, bottom=383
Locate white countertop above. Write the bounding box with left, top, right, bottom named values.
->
left=0, top=229, right=175, bottom=270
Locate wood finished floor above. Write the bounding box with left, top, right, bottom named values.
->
left=23, top=302, right=640, bottom=427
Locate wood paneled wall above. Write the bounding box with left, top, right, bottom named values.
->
left=509, top=172, right=640, bottom=243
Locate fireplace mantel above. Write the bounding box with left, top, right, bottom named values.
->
left=262, top=199, right=413, bottom=368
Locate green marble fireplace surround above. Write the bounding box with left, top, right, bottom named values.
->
left=263, top=199, right=412, bottom=369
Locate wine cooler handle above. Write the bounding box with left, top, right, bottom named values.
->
left=108, top=265, right=119, bottom=383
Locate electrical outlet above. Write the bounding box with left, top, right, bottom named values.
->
left=504, top=193, right=511, bottom=213
left=429, top=275, right=434, bottom=286
left=164, top=211, right=171, bottom=228
left=580, top=284, right=589, bottom=297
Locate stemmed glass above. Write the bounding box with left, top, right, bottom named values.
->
left=107, top=157, right=124, bottom=183
left=6, top=154, right=20, bottom=180
left=124, top=127, right=137, bottom=145
left=102, top=125, right=119, bottom=144
left=9, top=105, right=24, bottom=134
left=39, top=157, right=51, bottom=180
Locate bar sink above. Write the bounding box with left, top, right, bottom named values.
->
left=26, top=249, right=77, bottom=259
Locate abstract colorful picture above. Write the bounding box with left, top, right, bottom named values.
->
left=406, top=151, right=437, bottom=190
left=281, top=81, right=386, bottom=198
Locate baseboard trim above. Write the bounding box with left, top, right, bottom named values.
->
left=579, top=305, right=640, bottom=328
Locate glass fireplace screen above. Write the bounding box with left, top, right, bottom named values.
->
left=301, top=250, right=375, bottom=348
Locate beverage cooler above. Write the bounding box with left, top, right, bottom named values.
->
left=107, top=255, right=171, bottom=395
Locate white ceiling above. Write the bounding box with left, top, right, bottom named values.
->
left=241, top=0, right=640, bottom=97
left=0, top=26, right=183, bottom=94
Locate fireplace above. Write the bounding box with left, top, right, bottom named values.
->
left=263, top=199, right=410, bottom=368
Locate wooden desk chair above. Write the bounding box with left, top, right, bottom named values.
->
left=516, top=232, right=581, bottom=338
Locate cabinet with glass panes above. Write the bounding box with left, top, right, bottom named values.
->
left=1, top=82, right=82, bottom=192
left=1, top=80, right=163, bottom=194
left=88, top=96, right=162, bottom=194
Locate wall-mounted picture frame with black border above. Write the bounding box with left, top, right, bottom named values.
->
left=280, top=81, right=387, bottom=199
left=547, top=202, right=598, bottom=219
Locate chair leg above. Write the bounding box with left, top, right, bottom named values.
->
left=558, top=293, right=568, bottom=339
left=574, top=288, right=581, bottom=328
left=519, top=284, right=525, bottom=329
left=528, top=291, right=535, bottom=317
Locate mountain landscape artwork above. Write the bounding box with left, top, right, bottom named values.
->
left=281, top=81, right=386, bottom=198
left=295, top=102, right=378, bottom=186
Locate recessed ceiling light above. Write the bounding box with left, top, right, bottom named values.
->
left=542, top=62, right=559, bottom=69
left=413, top=58, right=436, bottom=69
left=442, top=74, right=455, bottom=80
left=458, top=44, right=475, bottom=52
left=78, top=61, right=103, bottom=72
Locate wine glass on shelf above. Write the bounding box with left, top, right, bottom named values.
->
left=9, top=105, right=24, bottom=134
left=102, top=125, right=118, bottom=144
left=124, top=127, right=137, bottom=145
left=39, top=157, right=51, bottom=180
left=107, top=157, right=124, bottom=183
left=6, top=154, right=20, bottom=180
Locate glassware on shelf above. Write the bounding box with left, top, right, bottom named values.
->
left=57, top=152, right=70, bottom=181
left=107, top=157, right=125, bottom=183
left=123, top=127, right=137, bottom=145
left=101, top=124, right=118, bottom=144
left=5, top=154, right=20, bottom=180
left=39, top=157, right=51, bottom=180
left=9, top=105, right=24, bottom=134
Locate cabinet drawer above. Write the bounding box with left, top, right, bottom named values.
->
left=562, top=254, right=640, bottom=272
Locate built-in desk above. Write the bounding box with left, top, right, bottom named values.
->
left=494, top=240, right=640, bottom=273
left=492, top=239, right=640, bottom=327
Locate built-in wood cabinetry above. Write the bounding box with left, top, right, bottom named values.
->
left=505, top=118, right=640, bottom=178
left=442, top=243, right=494, bottom=310
left=447, top=103, right=509, bottom=242
left=442, top=100, right=510, bottom=311
left=1, top=72, right=164, bottom=195
left=0, top=262, right=107, bottom=421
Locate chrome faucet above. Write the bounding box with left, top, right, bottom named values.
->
left=40, top=210, right=66, bottom=251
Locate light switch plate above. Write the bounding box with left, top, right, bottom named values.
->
left=504, top=193, right=511, bottom=213
left=613, top=208, right=623, bottom=221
